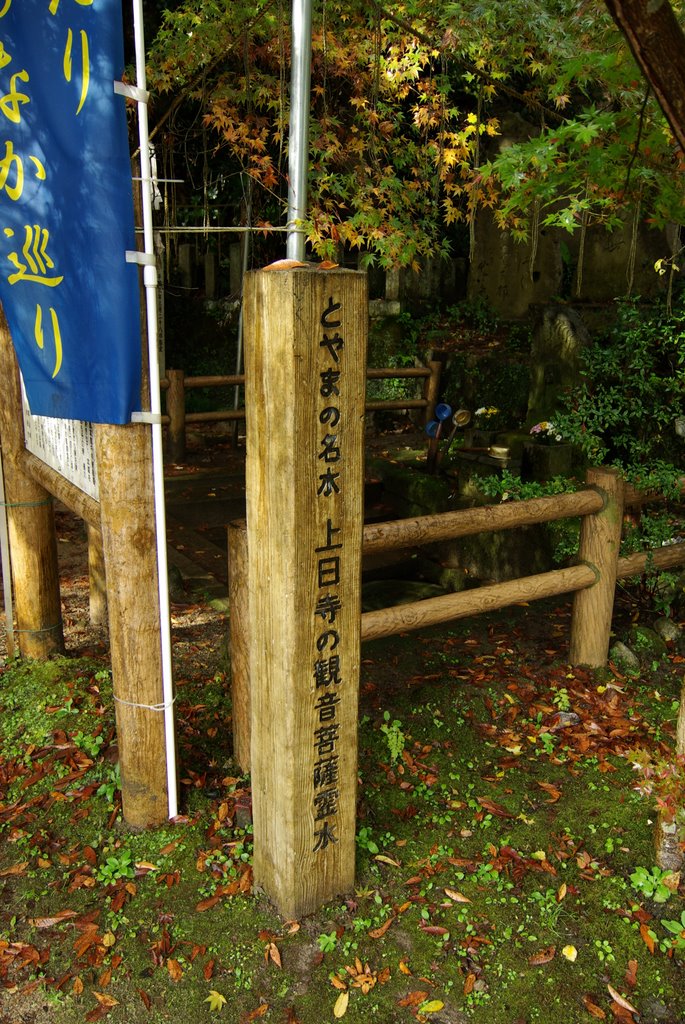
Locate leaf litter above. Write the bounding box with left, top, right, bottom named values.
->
left=0, top=496, right=683, bottom=1023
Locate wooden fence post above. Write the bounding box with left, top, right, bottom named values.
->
left=166, top=368, right=186, bottom=462
left=227, top=518, right=250, bottom=772
left=0, top=309, right=63, bottom=658
left=569, top=466, right=624, bottom=667
left=424, top=359, right=442, bottom=426
left=87, top=524, right=107, bottom=629
left=95, top=423, right=170, bottom=828
left=245, top=267, right=367, bottom=918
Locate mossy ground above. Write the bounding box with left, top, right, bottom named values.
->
left=1, top=598, right=684, bottom=1024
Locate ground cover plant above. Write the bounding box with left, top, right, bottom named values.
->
left=1, top=586, right=684, bottom=1023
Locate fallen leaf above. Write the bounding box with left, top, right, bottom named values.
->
left=463, top=972, right=476, bottom=994
left=624, top=959, right=638, bottom=988
left=607, top=984, right=638, bottom=1015
left=399, top=959, right=412, bottom=976
left=138, top=989, right=152, bottom=1009
left=419, top=924, right=450, bottom=936
left=582, top=994, right=606, bottom=1019
left=444, top=888, right=471, bottom=904
left=374, top=854, right=401, bottom=867
left=0, top=862, right=28, bottom=876
left=196, top=895, right=220, bottom=913
left=266, top=942, right=282, bottom=968
left=419, top=1000, right=445, bottom=1014
left=536, top=781, right=561, bottom=802
left=263, top=258, right=307, bottom=271
left=477, top=797, right=515, bottom=818
left=561, top=945, right=577, bottom=962
left=333, top=990, right=349, bottom=1018
left=92, top=992, right=119, bottom=1008
left=528, top=945, right=556, bottom=965
left=330, top=975, right=348, bottom=992
left=245, top=1004, right=269, bottom=1020
left=639, top=923, right=655, bottom=954
left=204, top=990, right=227, bottom=1013
left=29, top=910, right=79, bottom=928
left=368, top=917, right=395, bottom=939
left=397, top=990, right=429, bottom=1007
left=167, top=958, right=183, bottom=982
left=72, top=976, right=84, bottom=995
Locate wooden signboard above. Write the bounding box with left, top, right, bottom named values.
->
left=244, top=267, right=367, bottom=918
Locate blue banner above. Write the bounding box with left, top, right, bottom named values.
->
left=0, top=0, right=141, bottom=424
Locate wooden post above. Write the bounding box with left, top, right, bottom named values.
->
left=95, top=423, right=169, bottom=828
left=87, top=525, right=107, bottom=629
left=424, top=359, right=441, bottom=426
left=569, top=466, right=624, bottom=667
left=227, top=518, right=250, bottom=772
left=245, top=267, right=367, bottom=918
left=0, top=309, right=63, bottom=658
left=166, top=368, right=186, bottom=462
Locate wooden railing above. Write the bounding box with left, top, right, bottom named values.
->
left=161, top=360, right=442, bottom=461
left=228, top=466, right=685, bottom=770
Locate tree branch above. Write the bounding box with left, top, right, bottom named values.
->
left=603, top=0, right=685, bottom=152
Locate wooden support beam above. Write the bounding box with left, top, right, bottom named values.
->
left=361, top=563, right=596, bottom=642
left=95, top=423, right=170, bottom=828
left=362, top=488, right=604, bottom=554
left=617, top=541, right=685, bottom=579
left=570, top=467, right=624, bottom=667
left=87, top=525, right=107, bottom=629
left=245, top=267, right=367, bottom=918
left=0, top=309, right=63, bottom=658
left=227, top=518, right=250, bottom=773
left=18, top=450, right=100, bottom=528
left=165, top=368, right=186, bottom=463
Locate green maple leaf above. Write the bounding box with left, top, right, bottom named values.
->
left=205, top=990, right=228, bottom=1013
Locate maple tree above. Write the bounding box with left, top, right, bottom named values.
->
left=146, top=0, right=685, bottom=268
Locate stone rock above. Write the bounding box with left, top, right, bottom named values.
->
left=653, top=616, right=682, bottom=644
left=527, top=307, right=591, bottom=426
left=626, top=625, right=669, bottom=668
left=608, top=640, right=640, bottom=675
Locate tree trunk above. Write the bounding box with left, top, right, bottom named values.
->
left=604, top=0, right=685, bottom=153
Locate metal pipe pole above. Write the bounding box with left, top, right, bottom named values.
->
left=286, top=0, right=312, bottom=260
left=131, top=0, right=178, bottom=821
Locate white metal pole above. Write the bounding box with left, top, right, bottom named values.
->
left=287, top=0, right=312, bottom=260
left=131, top=0, right=178, bottom=819
left=0, top=445, right=15, bottom=660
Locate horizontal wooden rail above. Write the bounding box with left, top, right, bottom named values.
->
left=360, top=563, right=597, bottom=642
left=617, top=541, right=685, bottom=579
left=365, top=398, right=428, bottom=412
left=186, top=409, right=245, bottom=424
left=164, top=360, right=442, bottom=461
left=362, top=488, right=604, bottom=555
left=161, top=365, right=432, bottom=390
left=366, top=367, right=431, bottom=379
left=184, top=374, right=245, bottom=388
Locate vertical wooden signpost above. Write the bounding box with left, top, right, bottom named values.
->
left=245, top=267, right=367, bottom=918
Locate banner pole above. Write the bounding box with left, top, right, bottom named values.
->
left=131, top=0, right=178, bottom=820
left=286, top=0, right=312, bottom=260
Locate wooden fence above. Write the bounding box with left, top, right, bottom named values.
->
left=229, top=465, right=685, bottom=771
left=161, top=361, right=442, bottom=461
